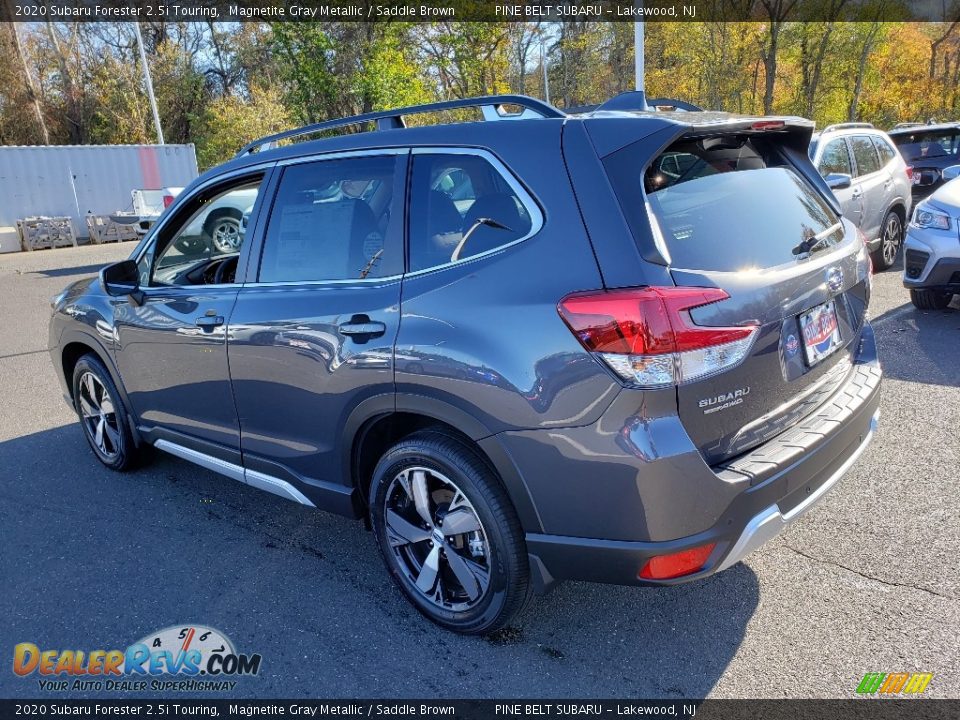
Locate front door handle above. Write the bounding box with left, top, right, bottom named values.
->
left=195, top=315, right=225, bottom=329
left=339, top=316, right=386, bottom=339
left=851, top=188, right=863, bottom=199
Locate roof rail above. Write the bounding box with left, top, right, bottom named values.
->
left=893, top=122, right=923, bottom=129
left=821, top=122, right=874, bottom=133
left=236, top=94, right=565, bottom=156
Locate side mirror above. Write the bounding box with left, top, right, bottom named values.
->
left=825, top=173, right=852, bottom=190
left=100, top=260, right=141, bottom=301
left=941, top=165, right=960, bottom=182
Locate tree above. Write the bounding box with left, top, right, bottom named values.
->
left=758, top=0, right=799, bottom=114
left=3, top=5, right=50, bottom=143
left=196, top=85, right=290, bottom=169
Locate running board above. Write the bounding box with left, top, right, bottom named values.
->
left=154, top=440, right=316, bottom=508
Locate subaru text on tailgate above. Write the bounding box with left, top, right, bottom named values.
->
left=50, top=94, right=881, bottom=634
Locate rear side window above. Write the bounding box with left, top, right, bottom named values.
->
left=606, top=136, right=844, bottom=272
left=407, top=153, right=534, bottom=272
left=850, top=135, right=881, bottom=176
left=872, top=136, right=898, bottom=166
left=259, top=155, right=402, bottom=282
left=818, top=139, right=853, bottom=176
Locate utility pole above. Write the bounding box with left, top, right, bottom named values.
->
left=634, top=20, right=645, bottom=93
left=541, top=39, right=550, bottom=104
left=133, top=22, right=164, bottom=145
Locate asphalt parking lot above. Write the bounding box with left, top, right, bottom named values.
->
left=0, top=242, right=957, bottom=699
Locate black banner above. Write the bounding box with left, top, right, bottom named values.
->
left=0, top=0, right=951, bottom=24
left=1, top=700, right=959, bottom=719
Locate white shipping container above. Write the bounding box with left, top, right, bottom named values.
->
left=0, top=144, right=198, bottom=246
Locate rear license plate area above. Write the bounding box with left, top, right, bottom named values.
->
left=800, top=299, right=842, bottom=366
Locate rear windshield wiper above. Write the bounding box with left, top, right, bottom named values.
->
left=793, top=222, right=842, bottom=256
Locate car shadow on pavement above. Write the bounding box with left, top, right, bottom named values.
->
left=0, top=423, right=758, bottom=699
left=28, top=263, right=110, bottom=278
left=869, top=290, right=960, bottom=388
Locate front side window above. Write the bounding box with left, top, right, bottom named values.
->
left=850, top=135, right=881, bottom=176
left=818, top=139, right=853, bottom=176
left=408, top=153, right=534, bottom=272
left=149, top=178, right=262, bottom=287
left=607, top=136, right=844, bottom=272
left=259, top=155, right=402, bottom=283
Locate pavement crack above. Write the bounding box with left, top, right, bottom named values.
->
left=780, top=543, right=957, bottom=601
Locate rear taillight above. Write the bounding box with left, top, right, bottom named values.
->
left=558, top=287, right=758, bottom=388
left=905, top=166, right=913, bottom=182
left=162, top=194, right=175, bottom=208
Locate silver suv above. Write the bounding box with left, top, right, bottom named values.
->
left=810, top=123, right=912, bottom=270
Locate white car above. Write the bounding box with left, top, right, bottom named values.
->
left=161, top=186, right=258, bottom=255
left=902, top=164, right=960, bottom=309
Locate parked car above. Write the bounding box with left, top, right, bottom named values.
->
left=902, top=165, right=960, bottom=309
left=140, top=185, right=256, bottom=255
left=888, top=122, right=960, bottom=201
left=809, top=122, right=912, bottom=270
left=50, top=93, right=881, bottom=634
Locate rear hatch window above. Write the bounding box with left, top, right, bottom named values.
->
left=891, top=130, right=960, bottom=163
left=635, top=139, right=843, bottom=271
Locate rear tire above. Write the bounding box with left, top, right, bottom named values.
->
left=871, top=210, right=903, bottom=271
left=910, top=288, right=953, bottom=310
left=71, top=355, right=145, bottom=471
left=369, top=429, right=531, bottom=635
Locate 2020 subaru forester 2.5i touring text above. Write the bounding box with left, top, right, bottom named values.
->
left=50, top=94, right=881, bottom=634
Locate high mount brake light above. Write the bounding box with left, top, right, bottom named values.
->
left=558, top=287, right=758, bottom=388
left=750, top=120, right=785, bottom=131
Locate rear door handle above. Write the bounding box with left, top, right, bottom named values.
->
left=195, top=315, right=225, bottom=329
left=339, top=317, right=386, bottom=338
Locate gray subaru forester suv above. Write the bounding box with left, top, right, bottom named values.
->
left=809, top=122, right=912, bottom=271
left=50, top=94, right=881, bottom=634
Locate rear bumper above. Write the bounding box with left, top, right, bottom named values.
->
left=521, top=323, right=882, bottom=589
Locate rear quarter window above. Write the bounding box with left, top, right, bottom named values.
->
left=605, top=137, right=845, bottom=272
left=872, top=136, right=898, bottom=166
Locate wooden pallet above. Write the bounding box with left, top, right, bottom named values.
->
left=16, top=216, right=77, bottom=251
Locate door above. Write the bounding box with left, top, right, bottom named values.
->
left=817, top=137, right=863, bottom=227
left=849, top=134, right=887, bottom=241
left=227, top=151, right=407, bottom=498
left=114, top=172, right=269, bottom=455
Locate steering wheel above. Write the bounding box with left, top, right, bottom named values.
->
left=213, top=255, right=239, bottom=285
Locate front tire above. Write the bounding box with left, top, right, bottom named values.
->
left=369, top=430, right=531, bottom=634
left=871, top=210, right=903, bottom=271
left=910, top=288, right=953, bottom=310
left=71, top=355, right=143, bottom=471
